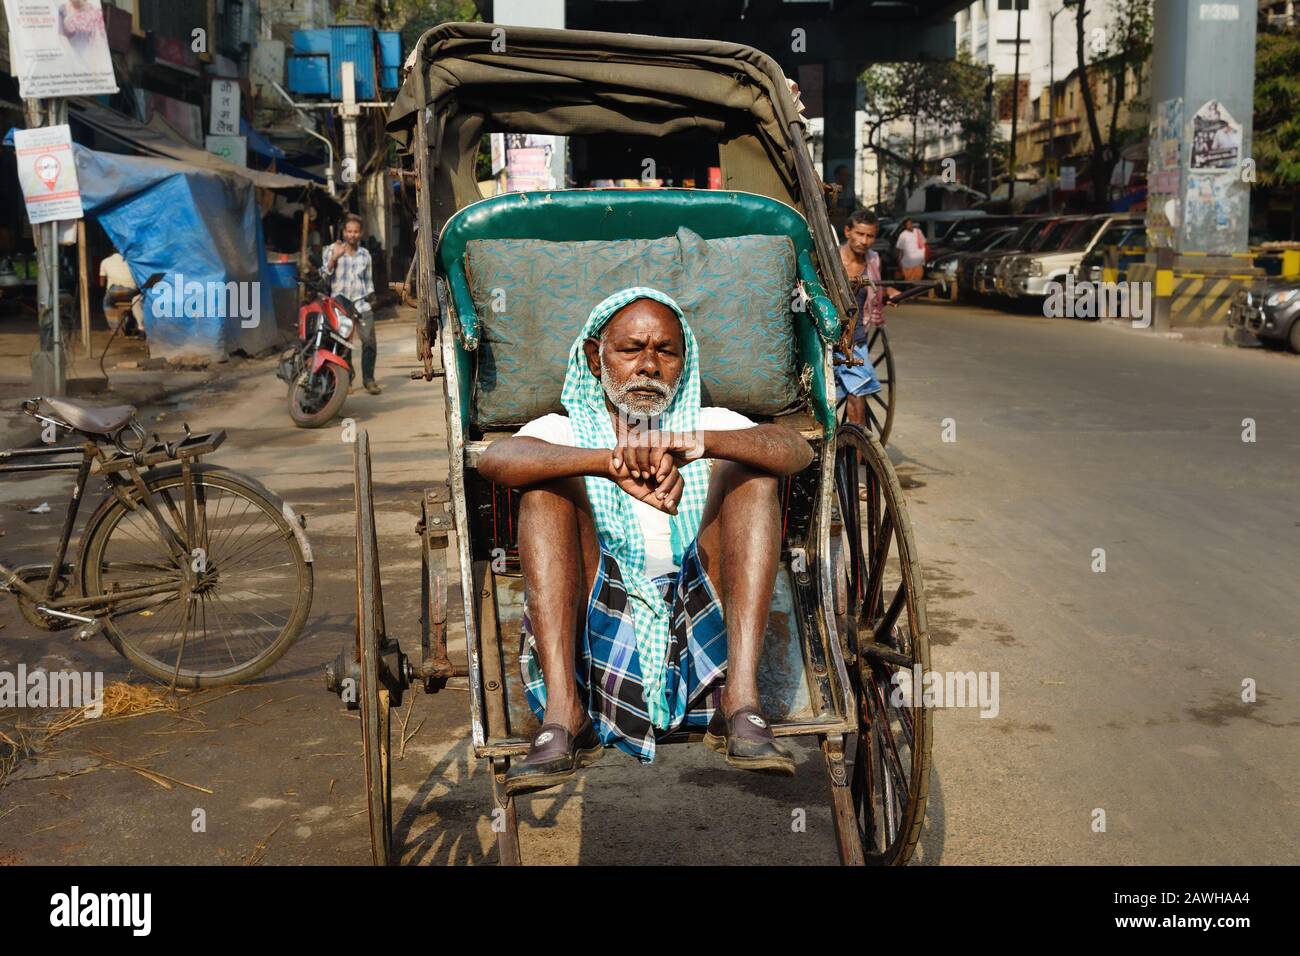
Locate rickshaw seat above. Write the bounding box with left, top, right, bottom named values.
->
left=436, top=189, right=841, bottom=432
left=435, top=192, right=852, bottom=753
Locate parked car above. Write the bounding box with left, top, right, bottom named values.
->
left=1003, top=215, right=1143, bottom=306
left=1074, top=221, right=1147, bottom=285
left=930, top=214, right=1031, bottom=260
left=927, top=226, right=1021, bottom=299
left=960, top=218, right=1059, bottom=299
left=989, top=216, right=1082, bottom=298
left=1227, top=282, right=1300, bottom=352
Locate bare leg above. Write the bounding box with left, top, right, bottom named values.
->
left=694, top=461, right=781, bottom=716
left=517, top=477, right=601, bottom=734
left=843, top=394, right=866, bottom=427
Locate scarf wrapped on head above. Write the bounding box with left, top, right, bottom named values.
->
left=561, top=287, right=711, bottom=729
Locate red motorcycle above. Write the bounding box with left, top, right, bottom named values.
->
left=278, top=272, right=362, bottom=428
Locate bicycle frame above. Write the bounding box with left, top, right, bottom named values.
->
left=0, top=424, right=226, bottom=624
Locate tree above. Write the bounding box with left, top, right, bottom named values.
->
left=1253, top=26, right=1300, bottom=187
left=860, top=51, right=988, bottom=197
left=961, top=75, right=1010, bottom=195
left=1253, top=23, right=1300, bottom=239
left=390, top=0, right=480, bottom=47
left=1073, top=0, right=1153, bottom=204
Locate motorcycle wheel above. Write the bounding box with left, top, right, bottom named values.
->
left=289, top=362, right=348, bottom=428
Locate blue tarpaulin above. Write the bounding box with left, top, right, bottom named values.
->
left=241, top=117, right=286, bottom=159
left=7, top=130, right=281, bottom=361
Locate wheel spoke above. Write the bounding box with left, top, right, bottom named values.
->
left=872, top=584, right=907, bottom=645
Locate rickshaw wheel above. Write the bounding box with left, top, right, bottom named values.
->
left=832, top=423, right=931, bottom=865
left=354, top=431, right=395, bottom=866
left=865, top=326, right=896, bottom=446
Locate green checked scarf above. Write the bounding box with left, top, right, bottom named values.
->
left=561, top=287, right=711, bottom=730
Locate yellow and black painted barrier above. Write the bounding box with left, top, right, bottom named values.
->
left=1107, top=245, right=1299, bottom=329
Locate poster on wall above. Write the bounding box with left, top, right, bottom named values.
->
left=136, top=90, right=204, bottom=146
left=13, top=124, right=83, bottom=224
left=505, top=134, right=557, bottom=192
left=3, top=0, right=118, bottom=97
left=1146, top=97, right=1184, bottom=249
left=1189, top=100, right=1242, bottom=171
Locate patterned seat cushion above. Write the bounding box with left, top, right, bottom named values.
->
left=464, top=227, right=801, bottom=427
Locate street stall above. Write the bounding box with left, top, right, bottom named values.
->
left=5, top=132, right=273, bottom=362
left=5, top=98, right=335, bottom=362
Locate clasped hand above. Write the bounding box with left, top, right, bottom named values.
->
left=607, top=430, right=705, bottom=515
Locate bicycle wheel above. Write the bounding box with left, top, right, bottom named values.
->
left=79, top=465, right=313, bottom=687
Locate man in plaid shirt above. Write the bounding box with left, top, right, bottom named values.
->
left=478, top=288, right=813, bottom=795
left=835, top=208, right=898, bottom=428
left=322, top=214, right=381, bottom=394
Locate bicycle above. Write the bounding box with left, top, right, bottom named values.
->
left=1, top=397, right=314, bottom=688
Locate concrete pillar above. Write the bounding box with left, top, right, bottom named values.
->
left=823, top=59, right=859, bottom=229
left=1147, top=0, right=1260, bottom=327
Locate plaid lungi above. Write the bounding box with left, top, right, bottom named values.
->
left=521, top=539, right=728, bottom=763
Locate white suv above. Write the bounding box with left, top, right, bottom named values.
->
left=1005, top=215, right=1143, bottom=303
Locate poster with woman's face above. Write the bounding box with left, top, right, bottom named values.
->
left=3, top=0, right=118, bottom=97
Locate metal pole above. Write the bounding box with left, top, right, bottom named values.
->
left=1008, top=2, right=1024, bottom=207
left=1049, top=9, right=1056, bottom=213
left=269, top=80, right=336, bottom=197
left=78, top=219, right=90, bottom=355
left=986, top=64, right=995, bottom=197
left=51, top=98, right=66, bottom=392
left=340, top=61, right=359, bottom=191
left=23, top=97, right=67, bottom=396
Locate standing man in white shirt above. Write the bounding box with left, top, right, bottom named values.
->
left=895, top=217, right=927, bottom=282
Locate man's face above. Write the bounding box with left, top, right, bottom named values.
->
left=343, top=221, right=362, bottom=247
left=584, top=299, right=684, bottom=418
left=844, top=222, right=878, bottom=256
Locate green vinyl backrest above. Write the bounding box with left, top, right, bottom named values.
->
left=435, top=189, right=841, bottom=431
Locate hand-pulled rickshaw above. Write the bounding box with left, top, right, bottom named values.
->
left=325, top=22, right=931, bottom=866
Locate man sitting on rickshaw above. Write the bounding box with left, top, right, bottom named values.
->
left=479, top=287, right=814, bottom=796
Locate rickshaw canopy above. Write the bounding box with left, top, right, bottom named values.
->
left=388, top=22, right=811, bottom=217
left=388, top=22, right=855, bottom=332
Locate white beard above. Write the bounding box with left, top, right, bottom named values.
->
left=599, top=350, right=679, bottom=418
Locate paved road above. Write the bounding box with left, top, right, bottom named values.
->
left=1, top=302, right=1295, bottom=864
left=885, top=301, right=1299, bottom=864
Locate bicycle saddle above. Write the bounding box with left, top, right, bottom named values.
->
left=38, top=397, right=136, bottom=435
